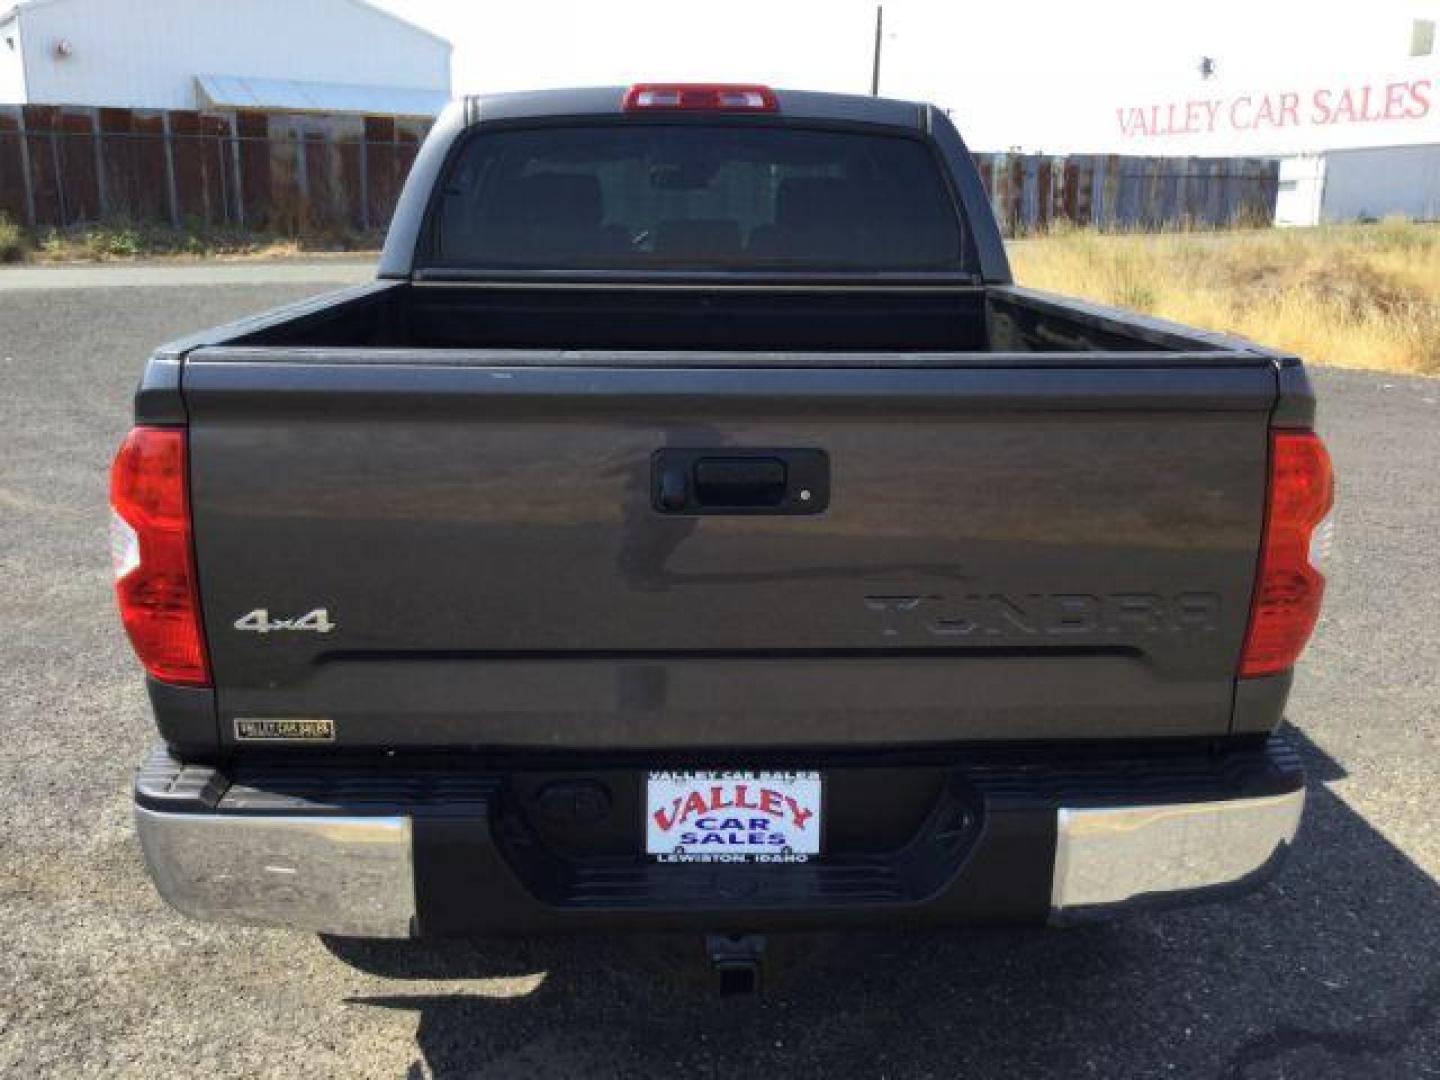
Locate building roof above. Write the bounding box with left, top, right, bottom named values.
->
left=195, top=73, right=448, bottom=117
left=344, top=0, right=451, bottom=51
left=3, top=0, right=450, bottom=49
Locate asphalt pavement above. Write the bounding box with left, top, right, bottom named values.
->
left=0, top=257, right=376, bottom=290
left=0, top=263, right=1436, bottom=1078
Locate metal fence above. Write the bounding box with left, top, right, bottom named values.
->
left=0, top=106, right=1280, bottom=238
left=0, top=108, right=425, bottom=235
left=974, top=153, right=1280, bottom=236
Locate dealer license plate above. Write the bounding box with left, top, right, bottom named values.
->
left=645, top=770, right=822, bottom=863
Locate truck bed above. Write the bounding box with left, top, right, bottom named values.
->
left=217, top=281, right=1245, bottom=357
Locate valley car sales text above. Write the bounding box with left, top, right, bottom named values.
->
left=1117, top=77, right=1432, bottom=139
left=649, top=770, right=819, bottom=863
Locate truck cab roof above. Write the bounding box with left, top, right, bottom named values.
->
left=455, top=85, right=932, bottom=129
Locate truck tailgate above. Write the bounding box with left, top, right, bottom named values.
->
left=184, top=354, right=1275, bottom=749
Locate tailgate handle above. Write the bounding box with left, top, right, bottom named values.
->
left=651, top=449, right=829, bottom=515
left=694, top=458, right=786, bottom=507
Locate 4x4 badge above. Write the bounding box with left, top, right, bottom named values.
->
left=234, top=608, right=335, bottom=634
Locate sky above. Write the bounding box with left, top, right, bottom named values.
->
left=373, top=0, right=1440, bottom=154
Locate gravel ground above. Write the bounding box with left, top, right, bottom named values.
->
left=0, top=274, right=1436, bottom=1078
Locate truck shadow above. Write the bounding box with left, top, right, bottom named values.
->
left=327, top=729, right=1440, bottom=1079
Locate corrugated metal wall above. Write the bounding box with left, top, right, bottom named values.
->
left=0, top=105, right=1281, bottom=236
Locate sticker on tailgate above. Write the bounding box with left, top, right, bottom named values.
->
left=234, top=717, right=335, bottom=742
left=646, top=770, right=822, bottom=863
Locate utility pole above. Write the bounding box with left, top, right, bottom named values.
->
left=871, top=5, right=883, bottom=96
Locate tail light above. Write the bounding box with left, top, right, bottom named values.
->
left=1240, top=430, right=1335, bottom=678
left=109, top=426, right=210, bottom=686
left=623, top=83, right=778, bottom=112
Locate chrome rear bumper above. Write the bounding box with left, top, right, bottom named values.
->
left=1049, top=788, right=1305, bottom=923
left=135, top=782, right=1303, bottom=938
left=135, top=807, right=415, bottom=938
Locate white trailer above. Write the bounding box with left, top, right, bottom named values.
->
left=1320, top=144, right=1440, bottom=222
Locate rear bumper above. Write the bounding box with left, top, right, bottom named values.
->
left=1049, top=791, right=1303, bottom=923
left=134, top=737, right=1305, bottom=939
left=135, top=809, right=416, bottom=939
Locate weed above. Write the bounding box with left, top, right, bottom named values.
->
left=0, top=212, right=27, bottom=263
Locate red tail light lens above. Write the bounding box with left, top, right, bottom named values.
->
left=109, top=427, right=210, bottom=686
left=623, top=83, right=778, bottom=112
left=1240, top=430, right=1335, bottom=678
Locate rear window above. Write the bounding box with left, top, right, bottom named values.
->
left=424, top=123, right=968, bottom=273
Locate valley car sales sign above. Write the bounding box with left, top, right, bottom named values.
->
left=646, top=771, right=822, bottom=863
left=1110, top=70, right=1440, bottom=155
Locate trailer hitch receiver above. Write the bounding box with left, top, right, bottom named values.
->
left=705, top=933, right=766, bottom=996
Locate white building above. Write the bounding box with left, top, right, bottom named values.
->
left=0, top=0, right=450, bottom=117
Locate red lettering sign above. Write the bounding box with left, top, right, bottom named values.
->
left=1116, top=77, right=1434, bottom=139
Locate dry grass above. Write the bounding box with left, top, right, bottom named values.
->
left=1010, top=220, right=1440, bottom=376
left=27, top=219, right=382, bottom=263
left=0, top=215, right=381, bottom=264
left=0, top=212, right=25, bottom=263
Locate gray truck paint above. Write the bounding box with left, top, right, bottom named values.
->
left=134, top=87, right=1310, bottom=755
left=183, top=351, right=1273, bottom=749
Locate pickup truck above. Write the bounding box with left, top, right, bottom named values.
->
left=114, top=85, right=1332, bottom=971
